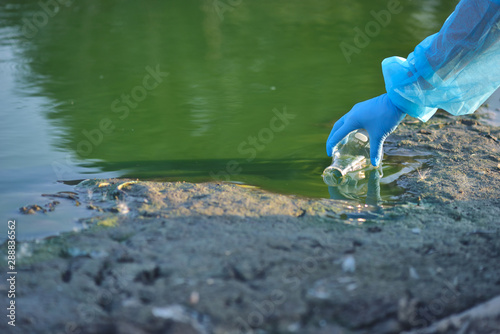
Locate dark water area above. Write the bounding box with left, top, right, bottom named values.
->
left=0, top=0, right=471, bottom=238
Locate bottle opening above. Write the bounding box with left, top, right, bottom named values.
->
left=322, top=166, right=344, bottom=186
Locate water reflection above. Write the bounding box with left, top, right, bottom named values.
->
left=327, top=168, right=383, bottom=206
left=325, top=150, right=429, bottom=206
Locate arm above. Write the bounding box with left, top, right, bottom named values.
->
left=383, top=0, right=500, bottom=121
left=327, top=0, right=500, bottom=165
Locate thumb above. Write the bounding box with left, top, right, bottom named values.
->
left=326, top=123, right=355, bottom=157
left=369, top=135, right=385, bottom=167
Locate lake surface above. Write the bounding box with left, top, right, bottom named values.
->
left=0, top=0, right=483, bottom=239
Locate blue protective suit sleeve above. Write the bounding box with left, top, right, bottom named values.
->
left=382, top=0, right=500, bottom=122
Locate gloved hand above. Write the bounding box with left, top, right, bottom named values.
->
left=326, top=94, right=406, bottom=166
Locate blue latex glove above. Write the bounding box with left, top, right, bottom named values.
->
left=326, top=94, right=406, bottom=166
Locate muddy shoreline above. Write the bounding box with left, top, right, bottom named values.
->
left=1, top=111, right=500, bottom=334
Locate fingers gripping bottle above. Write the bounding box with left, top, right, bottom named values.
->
left=323, top=129, right=370, bottom=186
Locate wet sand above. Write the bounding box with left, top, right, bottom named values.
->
left=1, top=111, right=499, bottom=334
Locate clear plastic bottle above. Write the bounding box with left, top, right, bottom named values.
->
left=323, top=129, right=370, bottom=186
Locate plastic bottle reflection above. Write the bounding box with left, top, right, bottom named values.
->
left=327, top=167, right=382, bottom=206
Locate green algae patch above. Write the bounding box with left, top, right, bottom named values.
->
left=96, top=216, right=119, bottom=227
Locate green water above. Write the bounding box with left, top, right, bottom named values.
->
left=0, top=0, right=460, bottom=238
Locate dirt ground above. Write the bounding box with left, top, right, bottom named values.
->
left=1, top=111, right=500, bottom=334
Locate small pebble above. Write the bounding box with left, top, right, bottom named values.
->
left=189, top=291, right=199, bottom=305
left=307, top=283, right=330, bottom=300
left=342, top=255, right=356, bottom=273
left=19, top=204, right=46, bottom=214
left=411, top=228, right=421, bottom=234
left=409, top=267, right=420, bottom=279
